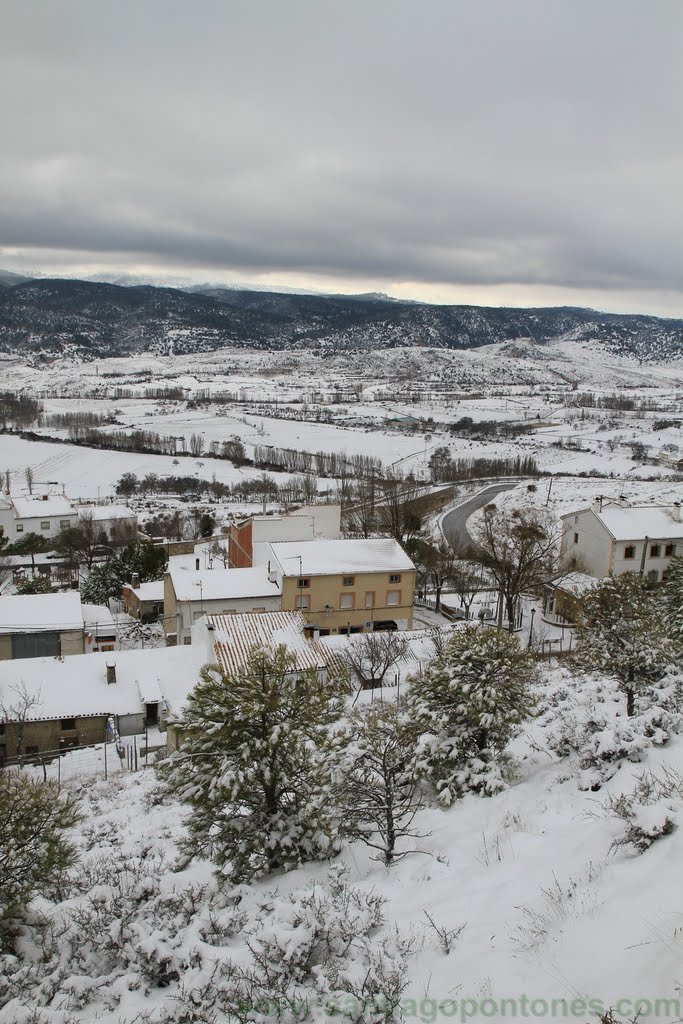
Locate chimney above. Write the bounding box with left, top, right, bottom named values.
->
left=106, top=661, right=117, bottom=685
left=672, top=502, right=681, bottom=523
left=42, top=494, right=48, bottom=501
left=195, top=558, right=200, bottom=570
left=592, top=496, right=603, bottom=513
left=131, top=572, right=140, bottom=589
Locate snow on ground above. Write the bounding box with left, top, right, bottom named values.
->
left=5, top=662, right=683, bottom=1023
left=465, top=476, right=683, bottom=537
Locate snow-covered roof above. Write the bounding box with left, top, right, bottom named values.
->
left=125, top=581, right=164, bottom=603
left=78, top=504, right=136, bottom=521
left=0, top=591, right=84, bottom=634
left=0, top=644, right=204, bottom=722
left=269, top=538, right=416, bottom=577
left=169, top=565, right=281, bottom=602
left=207, top=611, right=341, bottom=677
left=11, top=495, right=74, bottom=519
left=595, top=504, right=683, bottom=541
left=81, top=603, right=117, bottom=627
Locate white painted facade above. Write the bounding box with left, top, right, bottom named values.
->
left=561, top=499, right=683, bottom=582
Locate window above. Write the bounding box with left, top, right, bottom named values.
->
left=624, top=545, right=636, bottom=559
left=41, top=521, right=50, bottom=530
left=340, top=593, right=355, bottom=610
left=295, top=594, right=310, bottom=610
left=59, top=519, right=70, bottom=528
left=665, top=544, right=676, bottom=557
left=573, top=533, right=579, bottom=544
left=389, top=574, right=401, bottom=584
left=650, top=544, right=661, bottom=558
left=386, top=590, right=401, bottom=606
left=297, top=578, right=310, bottom=589
left=16, top=524, right=24, bottom=533
left=183, top=636, right=192, bottom=645
left=342, top=576, right=355, bottom=586
left=364, top=592, right=375, bottom=608
left=647, top=569, right=659, bottom=582
left=60, top=718, right=76, bottom=731
left=574, top=515, right=579, bottom=524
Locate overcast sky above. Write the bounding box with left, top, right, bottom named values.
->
left=1, top=0, right=682, bottom=316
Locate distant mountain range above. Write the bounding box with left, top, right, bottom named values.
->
left=0, top=274, right=681, bottom=363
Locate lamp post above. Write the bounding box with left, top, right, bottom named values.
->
left=528, top=606, right=536, bottom=648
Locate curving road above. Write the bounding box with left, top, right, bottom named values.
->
left=441, top=481, right=520, bottom=552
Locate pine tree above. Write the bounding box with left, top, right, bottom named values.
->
left=406, top=626, right=537, bottom=804
left=575, top=573, right=671, bottom=716
left=338, top=701, right=426, bottom=865
left=163, top=645, right=348, bottom=883
left=663, top=555, right=683, bottom=652
left=0, top=772, right=81, bottom=949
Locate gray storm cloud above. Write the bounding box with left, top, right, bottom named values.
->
left=1, top=0, right=681, bottom=306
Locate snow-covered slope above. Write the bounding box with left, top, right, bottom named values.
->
left=3, top=664, right=683, bottom=1023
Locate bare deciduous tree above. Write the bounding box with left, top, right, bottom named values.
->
left=338, top=702, right=428, bottom=866
left=0, top=683, right=43, bottom=759
left=341, top=630, right=410, bottom=690
left=470, top=504, right=559, bottom=631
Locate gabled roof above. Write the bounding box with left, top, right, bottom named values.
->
left=169, top=566, right=281, bottom=602
left=0, top=591, right=84, bottom=634
left=11, top=495, right=74, bottom=519
left=207, top=610, right=341, bottom=677
left=269, top=538, right=415, bottom=577
left=0, top=644, right=205, bottom=721
left=564, top=503, right=683, bottom=541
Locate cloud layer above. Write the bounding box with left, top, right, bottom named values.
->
left=2, top=0, right=682, bottom=313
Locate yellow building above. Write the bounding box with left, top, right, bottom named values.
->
left=268, top=538, right=416, bottom=635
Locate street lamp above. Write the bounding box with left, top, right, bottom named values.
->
left=528, top=607, right=536, bottom=648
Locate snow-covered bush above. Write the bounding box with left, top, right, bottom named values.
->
left=538, top=668, right=682, bottom=790
left=406, top=626, right=537, bottom=804
left=606, top=768, right=683, bottom=854
left=171, top=867, right=413, bottom=1024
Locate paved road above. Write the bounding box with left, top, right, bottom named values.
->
left=441, top=481, right=520, bottom=551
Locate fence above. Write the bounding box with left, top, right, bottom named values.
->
left=0, top=736, right=163, bottom=785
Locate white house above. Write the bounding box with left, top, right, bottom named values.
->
left=77, top=504, right=138, bottom=541
left=560, top=497, right=683, bottom=582
left=164, top=565, right=282, bottom=645
left=0, top=495, right=77, bottom=541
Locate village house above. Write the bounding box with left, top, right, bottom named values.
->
left=0, top=494, right=77, bottom=541
left=0, top=591, right=86, bottom=660
left=268, top=537, right=417, bottom=634
left=0, top=643, right=204, bottom=762
left=0, top=494, right=138, bottom=546
left=122, top=579, right=165, bottom=622
left=226, top=504, right=341, bottom=568
left=560, top=497, right=683, bottom=582
left=0, top=610, right=342, bottom=760
left=163, top=565, right=282, bottom=645
left=0, top=592, right=117, bottom=659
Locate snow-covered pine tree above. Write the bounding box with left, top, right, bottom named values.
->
left=406, top=626, right=537, bottom=804
left=0, top=772, right=81, bottom=949
left=162, top=644, right=348, bottom=883
left=338, top=702, right=426, bottom=865
left=663, top=554, right=683, bottom=652
left=574, top=573, right=671, bottom=716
